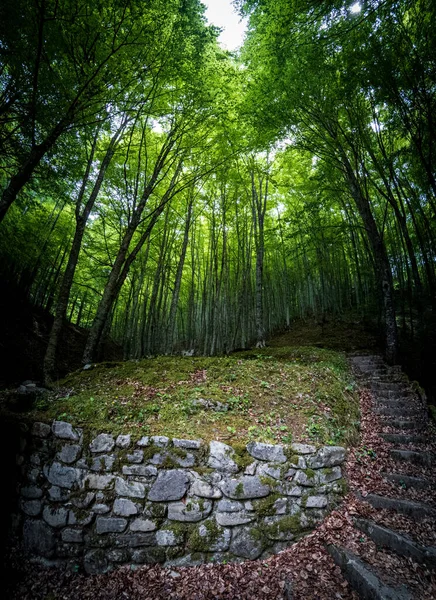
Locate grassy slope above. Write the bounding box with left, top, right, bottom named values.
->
left=28, top=345, right=360, bottom=447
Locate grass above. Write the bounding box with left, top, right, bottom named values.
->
left=23, top=345, right=360, bottom=447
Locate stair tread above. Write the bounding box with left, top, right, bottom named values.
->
left=327, top=544, right=412, bottom=600
left=363, top=493, right=436, bottom=518
left=382, top=472, right=433, bottom=489
left=354, top=518, right=436, bottom=565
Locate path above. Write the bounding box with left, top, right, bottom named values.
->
left=326, top=354, right=436, bottom=599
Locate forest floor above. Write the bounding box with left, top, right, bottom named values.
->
left=0, top=315, right=376, bottom=447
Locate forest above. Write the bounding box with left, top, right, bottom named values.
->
left=1, top=2, right=436, bottom=598
left=0, top=0, right=435, bottom=390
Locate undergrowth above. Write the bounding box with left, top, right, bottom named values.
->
left=24, top=346, right=359, bottom=446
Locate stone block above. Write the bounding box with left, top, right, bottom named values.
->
left=42, top=506, right=68, bottom=528
left=113, top=498, right=138, bottom=517
left=220, top=476, right=270, bottom=499
left=173, top=438, right=201, bottom=450
left=307, top=447, right=346, bottom=469
left=246, top=442, right=286, bottom=463
left=148, top=470, right=189, bottom=501
left=57, top=444, right=81, bottom=464
left=89, top=434, right=115, bottom=453
left=45, top=462, right=82, bottom=489
left=230, top=527, right=264, bottom=560
left=168, top=499, right=212, bottom=522
left=96, top=517, right=128, bottom=534
left=52, top=421, right=81, bottom=442
left=115, top=477, right=146, bottom=498
left=207, top=441, right=239, bottom=473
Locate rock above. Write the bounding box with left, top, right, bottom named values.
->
left=216, top=512, right=255, bottom=526
left=71, top=492, right=95, bottom=508
left=90, top=454, right=115, bottom=472
left=290, top=443, right=316, bottom=455
left=113, top=498, right=138, bottom=517
left=131, top=548, right=165, bottom=564
left=216, top=499, right=246, bottom=512
left=168, top=452, right=196, bottom=468
left=127, top=450, right=144, bottom=463
left=42, top=506, right=68, bottom=528
left=26, top=467, right=41, bottom=483
left=257, top=463, right=282, bottom=480
left=92, top=503, right=110, bottom=514
left=244, top=462, right=257, bottom=475
left=288, top=456, right=307, bottom=469
left=21, top=499, right=42, bottom=516
left=130, top=518, right=157, bottom=532
left=207, top=441, right=239, bottom=473
left=89, top=433, right=115, bottom=453
left=191, top=477, right=222, bottom=499
left=116, top=434, right=131, bottom=448
left=122, top=465, right=157, bottom=477
left=137, top=436, right=150, bottom=447
left=230, top=527, right=264, bottom=560
left=305, top=495, right=328, bottom=508
left=220, top=476, right=270, bottom=499
left=268, top=498, right=285, bottom=516
left=193, top=522, right=231, bottom=552
left=96, top=517, right=128, bottom=534
left=20, top=485, right=43, bottom=499
left=31, top=422, right=51, bottom=438
left=61, top=529, right=83, bottom=543
left=150, top=436, right=169, bottom=447
left=294, top=471, right=317, bottom=487
left=278, top=482, right=303, bottom=496
left=46, top=462, right=82, bottom=489
left=148, top=470, right=189, bottom=502
left=173, top=438, right=202, bottom=450
left=168, top=499, right=212, bottom=522
left=318, top=466, right=342, bottom=484
left=57, top=444, right=81, bottom=464
left=115, top=477, right=146, bottom=499
left=84, top=549, right=109, bottom=574
left=48, top=486, right=71, bottom=501
left=83, top=363, right=93, bottom=370
left=52, top=421, right=81, bottom=441
left=156, top=530, right=180, bottom=546
left=23, top=520, right=56, bottom=558
left=246, top=442, right=287, bottom=463
left=307, top=447, right=346, bottom=469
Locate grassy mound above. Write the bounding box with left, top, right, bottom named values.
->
left=28, top=346, right=359, bottom=447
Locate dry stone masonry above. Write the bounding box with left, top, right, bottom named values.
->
left=14, top=421, right=346, bottom=573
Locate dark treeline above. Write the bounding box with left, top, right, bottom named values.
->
left=0, top=0, right=435, bottom=393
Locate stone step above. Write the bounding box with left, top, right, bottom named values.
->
left=390, top=449, right=433, bottom=467
left=354, top=518, right=436, bottom=566
left=380, top=433, right=427, bottom=444
left=373, top=391, right=415, bottom=400
left=371, top=382, right=411, bottom=392
left=362, top=494, right=436, bottom=519
left=369, top=373, right=407, bottom=382
left=327, top=545, right=412, bottom=600
left=375, top=399, right=416, bottom=407
left=382, top=473, right=433, bottom=490
left=375, top=406, right=421, bottom=417
left=386, top=419, right=424, bottom=430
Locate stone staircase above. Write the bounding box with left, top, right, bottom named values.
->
left=327, top=354, right=436, bottom=599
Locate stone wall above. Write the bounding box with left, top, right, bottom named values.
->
left=14, top=420, right=346, bottom=573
